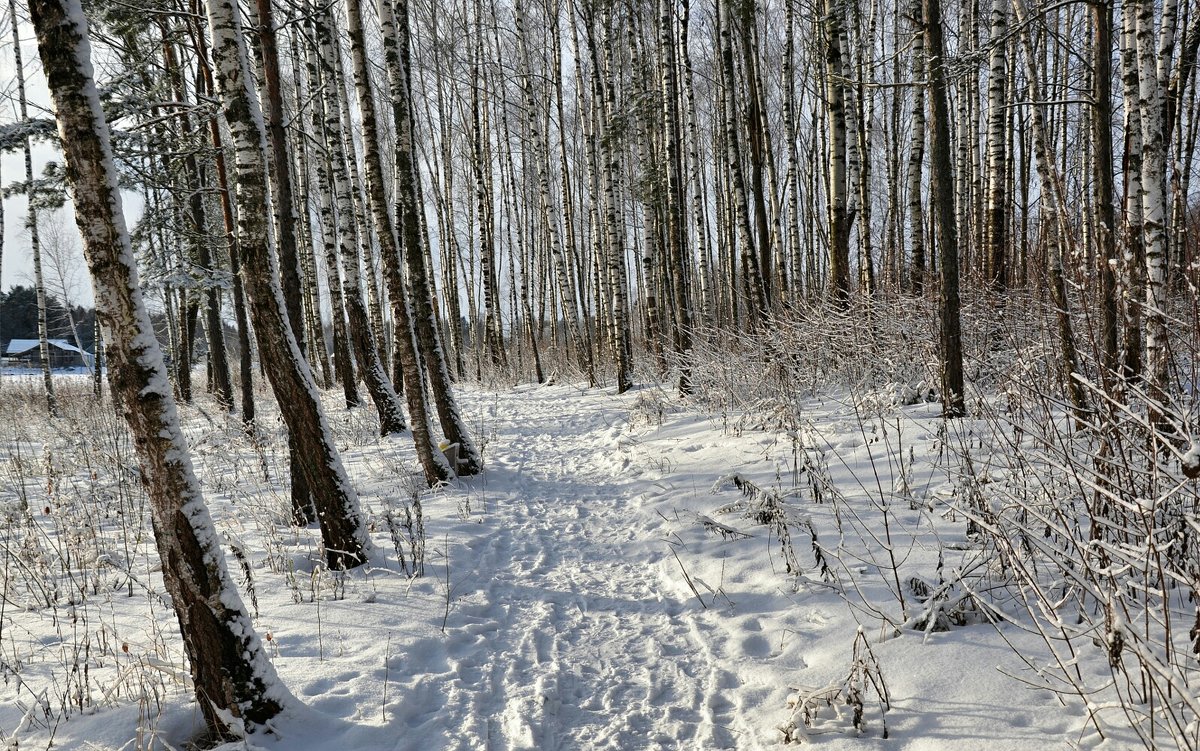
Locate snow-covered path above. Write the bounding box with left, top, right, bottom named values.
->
left=6, top=382, right=1118, bottom=750
left=403, top=388, right=745, bottom=749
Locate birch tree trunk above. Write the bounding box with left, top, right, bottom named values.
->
left=659, top=0, right=694, bottom=394
left=925, top=0, right=966, bottom=417
left=302, top=29, right=360, bottom=410
left=189, top=17, right=256, bottom=425
left=248, top=0, right=320, bottom=525
left=906, top=0, right=928, bottom=294
left=31, top=0, right=286, bottom=734
left=380, top=0, right=482, bottom=475
left=580, top=0, right=634, bottom=390
left=313, top=5, right=407, bottom=435
left=984, top=0, right=1008, bottom=290
left=1119, top=0, right=1145, bottom=383
left=1012, top=0, right=1088, bottom=416
left=715, top=0, right=767, bottom=322
left=1134, top=0, right=1178, bottom=417
left=1093, top=0, right=1120, bottom=378
left=824, top=0, right=854, bottom=302
left=206, top=0, right=370, bottom=568
left=515, top=0, right=594, bottom=384
left=344, top=0, right=453, bottom=484
left=11, top=0, right=57, bottom=417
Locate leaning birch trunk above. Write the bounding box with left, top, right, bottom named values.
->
left=380, top=0, right=482, bottom=476
left=11, top=0, right=57, bottom=416
left=313, top=7, right=407, bottom=435
left=344, top=0, right=451, bottom=484
left=206, top=0, right=370, bottom=568
left=251, top=0, right=317, bottom=525
left=30, top=0, right=286, bottom=733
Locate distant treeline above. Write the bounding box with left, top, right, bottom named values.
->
left=0, top=285, right=96, bottom=352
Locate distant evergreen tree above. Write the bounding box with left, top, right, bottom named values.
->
left=0, top=285, right=93, bottom=351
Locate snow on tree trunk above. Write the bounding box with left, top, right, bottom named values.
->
left=379, top=0, right=483, bottom=476
left=29, top=0, right=286, bottom=734
left=313, top=4, right=408, bottom=436
left=205, top=0, right=370, bottom=568
left=343, top=0, right=452, bottom=485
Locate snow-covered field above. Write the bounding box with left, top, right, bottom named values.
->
left=0, top=376, right=1160, bottom=749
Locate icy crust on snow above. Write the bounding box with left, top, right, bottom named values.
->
left=1, top=382, right=1148, bottom=749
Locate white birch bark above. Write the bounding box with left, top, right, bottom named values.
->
left=29, top=0, right=287, bottom=733
left=205, top=0, right=371, bottom=565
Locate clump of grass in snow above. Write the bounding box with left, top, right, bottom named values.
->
left=779, top=627, right=890, bottom=743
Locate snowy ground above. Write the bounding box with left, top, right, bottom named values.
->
left=0, top=380, right=1140, bottom=749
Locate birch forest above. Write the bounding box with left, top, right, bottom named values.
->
left=14, top=0, right=1200, bottom=420
left=6, top=0, right=1200, bottom=745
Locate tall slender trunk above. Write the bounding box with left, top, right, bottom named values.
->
left=1134, top=0, right=1178, bottom=416
left=11, top=0, right=57, bottom=417
left=207, top=0, right=370, bottom=568
left=715, top=0, right=767, bottom=322
left=824, top=0, right=854, bottom=302
left=660, top=0, right=694, bottom=393
left=1119, top=0, right=1145, bottom=383
left=378, top=0, right=482, bottom=475
left=302, top=28, right=359, bottom=410
left=31, top=0, right=287, bottom=734
left=1094, top=0, right=1120, bottom=378
left=159, top=31, right=233, bottom=410
left=313, top=5, right=407, bottom=435
left=344, top=0, right=452, bottom=484
left=984, top=0, right=1009, bottom=290
left=251, top=0, right=316, bottom=524
left=1012, top=0, right=1088, bottom=416
left=925, top=0, right=966, bottom=417
left=515, top=0, right=593, bottom=384
left=580, top=0, right=634, bottom=390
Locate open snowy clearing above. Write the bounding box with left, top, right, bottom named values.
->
left=0, top=380, right=1139, bottom=749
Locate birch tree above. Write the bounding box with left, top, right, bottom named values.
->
left=344, top=0, right=453, bottom=485
left=30, top=0, right=286, bottom=733
left=379, top=0, right=482, bottom=475
left=206, top=0, right=370, bottom=568
left=925, top=0, right=965, bottom=417
left=11, top=0, right=57, bottom=416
